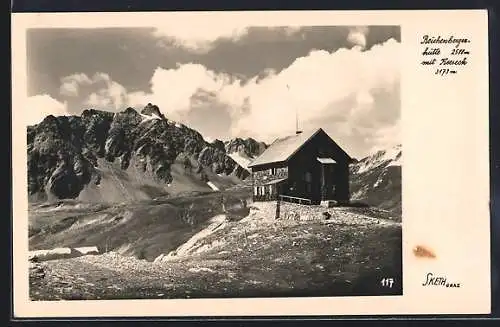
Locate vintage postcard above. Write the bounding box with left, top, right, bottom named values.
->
left=11, top=10, right=490, bottom=317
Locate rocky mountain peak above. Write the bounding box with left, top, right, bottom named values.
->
left=225, top=137, right=267, bottom=158
left=141, top=103, right=165, bottom=119
left=123, top=107, right=139, bottom=115
left=81, top=109, right=114, bottom=120
left=27, top=106, right=256, bottom=202
left=211, top=139, right=226, bottom=153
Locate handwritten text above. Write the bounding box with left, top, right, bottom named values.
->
left=419, top=35, right=471, bottom=76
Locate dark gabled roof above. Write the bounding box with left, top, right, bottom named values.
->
left=248, top=128, right=352, bottom=168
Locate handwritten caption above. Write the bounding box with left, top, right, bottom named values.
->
left=420, top=35, right=471, bottom=76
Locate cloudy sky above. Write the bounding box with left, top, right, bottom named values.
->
left=26, top=25, right=400, bottom=159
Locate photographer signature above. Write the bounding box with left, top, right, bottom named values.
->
left=422, top=272, right=460, bottom=288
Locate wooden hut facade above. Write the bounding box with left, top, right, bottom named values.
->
left=248, top=128, right=353, bottom=205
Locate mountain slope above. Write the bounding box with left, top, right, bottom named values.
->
left=27, top=104, right=255, bottom=203
left=349, top=145, right=402, bottom=214
left=29, top=194, right=402, bottom=300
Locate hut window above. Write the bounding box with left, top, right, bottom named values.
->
left=253, top=187, right=258, bottom=196
left=305, top=172, right=312, bottom=182
left=269, top=168, right=277, bottom=175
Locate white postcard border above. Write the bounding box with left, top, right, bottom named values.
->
left=11, top=10, right=491, bottom=317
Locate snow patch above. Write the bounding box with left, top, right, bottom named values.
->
left=68, top=217, right=101, bottom=230
left=104, top=137, right=113, bottom=151
left=228, top=152, right=252, bottom=171
left=356, top=144, right=402, bottom=173
left=29, top=246, right=99, bottom=262
left=188, top=267, right=215, bottom=273
left=388, top=153, right=402, bottom=167
left=75, top=246, right=99, bottom=255
left=154, top=214, right=227, bottom=263
left=379, top=144, right=401, bottom=161
left=207, top=181, right=220, bottom=191
left=139, top=113, right=160, bottom=123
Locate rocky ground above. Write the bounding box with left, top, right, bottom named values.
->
left=29, top=200, right=402, bottom=300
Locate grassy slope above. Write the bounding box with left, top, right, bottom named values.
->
left=29, top=199, right=402, bottom=300
left=73, top=157, right=241, bottom=204
left=29, top=189, right=252, bottom=260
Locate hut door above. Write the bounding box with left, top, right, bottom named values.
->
left=321, top=163, right=335, bottom=200
left=320, top=164, right=327, bottom=200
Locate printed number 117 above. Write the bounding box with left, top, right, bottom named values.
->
left=381, top=278, right=394, bottom=288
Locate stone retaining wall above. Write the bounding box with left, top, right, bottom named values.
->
left=278, top=201, right=329, bottom=221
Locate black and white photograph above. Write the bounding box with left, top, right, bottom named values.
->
left=24, top=23, right=403, bottom=301
left=11, top=8, right=495, bottom=318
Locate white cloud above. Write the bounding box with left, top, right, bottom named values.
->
left=153, top=25, right=301, bottom=52
left=60, top=73, right=93, bottom=97
left=153, top=24, right=250, bottom=52
left=58, top=72, right=130, bottom=111
left=127, top=91, right=150, bottom=109
left=25, top=94, right=68, bottom=126
left=347, top=26, right=369, bottom=49
left=85, top=75, right=128, bottom=110
left=127, top=64, right=239, bottom=121
left=124, top=38, right=400, bottom=157
left=368, top=119, right=401, bottom=154
left=56, top=37, right=399, bottom=157
left=234, top=38, right=399, bottom=147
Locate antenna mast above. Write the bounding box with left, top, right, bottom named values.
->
left=288, top=84, right=302, bottom=135
left=296, top=103, right=299, bottom=133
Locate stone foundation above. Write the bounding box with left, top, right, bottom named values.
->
left=278, top=201, right=329, bottom=221
left=250, top=200, right=333, bottom=221
left=249, top=200, right=384, bottom=225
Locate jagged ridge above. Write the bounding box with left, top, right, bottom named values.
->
left=27, top=104, right=263, bottom=202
